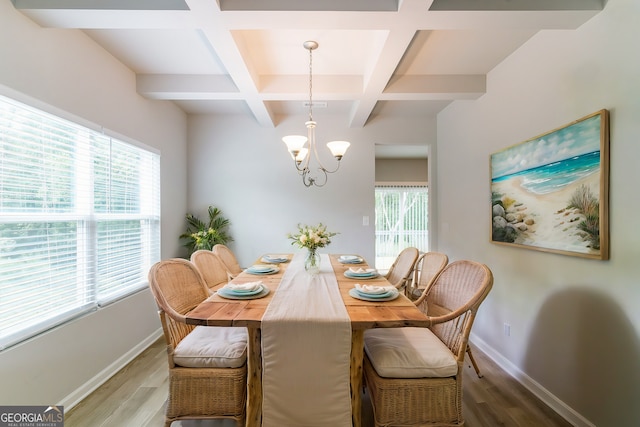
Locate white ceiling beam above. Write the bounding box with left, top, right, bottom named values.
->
left=13, top=0, right=189, bottom=10
left=348, top=0, right=426, bottom=127
left=186, top=0, right=277, bottom=127
left=17, top=8, right=602, bottom=32
left=218, top=0, right=399, bottom=12
left=12, top=0, right=604, bottom=128
left=136, top=73, right=483, bottom=101
left=429, top=0, right=604, bottom=11
left=259, top=75, right=362, bottom=97
left=136, top=74, right=239, bottom=99
left=12, top=9, right=193, bottom=29
left=216, top=8, right=600, bottom=31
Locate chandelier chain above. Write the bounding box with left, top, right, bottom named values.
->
left=308, top=45, right=313, bottom=122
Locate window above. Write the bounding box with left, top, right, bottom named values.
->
left=375, top=185, right=428, bottom=270
left=0, top=94, right=160, bottom=350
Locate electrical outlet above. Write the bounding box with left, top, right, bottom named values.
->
left=362, top=216, right=369, bottom=226
left=504, top=323, right=511, bottom=337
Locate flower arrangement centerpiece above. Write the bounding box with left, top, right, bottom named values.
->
left=287, top=223, right=338, bottom=273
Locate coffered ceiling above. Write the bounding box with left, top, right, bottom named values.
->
left=13, top=0, right=603, bottom=135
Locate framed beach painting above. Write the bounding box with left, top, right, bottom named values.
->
left=490, top=109, right=609, bottom=260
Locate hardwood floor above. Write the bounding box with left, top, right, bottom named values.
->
left=461, top=347, right=572, bottom=427
left=65, top=338, right=573, bottom=427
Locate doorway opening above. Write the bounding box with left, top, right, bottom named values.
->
left=374, top=185, right=428, bottom=270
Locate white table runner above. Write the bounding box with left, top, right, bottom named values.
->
left=261, top=253, right=352, bottom=427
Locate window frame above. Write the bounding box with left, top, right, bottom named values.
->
left=0, top=87, right=160, bottom=351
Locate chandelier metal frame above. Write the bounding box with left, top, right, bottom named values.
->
left=282, top=41, right=350, bottom=187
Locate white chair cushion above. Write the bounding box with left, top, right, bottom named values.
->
left=364, top=327, right=457, bottom=378
left=174, top=326, right=247, bottom=368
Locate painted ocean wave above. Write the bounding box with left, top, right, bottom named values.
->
left=492, top=151, right=600, bottom=195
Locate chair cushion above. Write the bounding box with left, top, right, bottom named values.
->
left=364, top=327, right=457, bottom=378
left=174, top=326, right=247, bottom=368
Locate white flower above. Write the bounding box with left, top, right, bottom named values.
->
left=288, top=223, right=338, bottom=251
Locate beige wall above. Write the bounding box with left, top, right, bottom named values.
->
left=435, top=0, right=640, bottom=425
left=375, top=158, right=428, bottom=183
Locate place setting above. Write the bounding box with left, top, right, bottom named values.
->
left=348, top=283, right=399, bottom=302
left=338, top=254, right=364, bottom=264
left=344, top=266, right=379, bottom=279
left=216, top=280, right=270, bottom=300
left=245, top=264, right=280, bottom=275
left=261, top=254, right=289, bottom=264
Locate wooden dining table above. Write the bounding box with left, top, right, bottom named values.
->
left=185, top=253, right=429, bottom=427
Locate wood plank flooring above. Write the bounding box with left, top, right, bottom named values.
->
left=65, top=339, right=573, bottom=427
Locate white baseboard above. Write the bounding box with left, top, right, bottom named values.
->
left=469, top=333, right=595, bottom=427
left=61, top=328, right=163, bottom=410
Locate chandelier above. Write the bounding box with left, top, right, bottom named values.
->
left=282, top=41, right=350, bottom=187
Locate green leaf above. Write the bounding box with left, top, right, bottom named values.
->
left=179, top=205, right=233, bottom=256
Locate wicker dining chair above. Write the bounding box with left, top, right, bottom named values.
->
left=406, top=251, right=449, bottom=302
left=411, top=253, right=484, bottom=378
left=385, top=247, right=420, bottom=291
left=212, top=244, right=243, bottom=279
left=191, top=249, right=231, bottom=293
left=148, top=258, right=247, bottom=427
left=363, top=260, right=493, bottom=427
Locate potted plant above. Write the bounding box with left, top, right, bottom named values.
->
left=180, top=205, right=232, bottom=256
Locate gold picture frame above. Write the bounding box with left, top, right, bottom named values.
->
left=490, top=109, right=609, bottom=260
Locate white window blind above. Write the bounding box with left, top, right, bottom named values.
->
left=0, top=94, right=160, bottom=350
left=375, top=185, right=428, bottom=270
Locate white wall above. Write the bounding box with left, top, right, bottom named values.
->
left=436, top=0, right=640, bottom=425
left=0, top=3, right=187, bottom=407
left=187, top=113, right=434, bottom=266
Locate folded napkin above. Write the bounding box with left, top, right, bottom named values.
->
left=340, top=255, right=360, bottom=260
left=263, top=254, right=288, bottom=262
left=223, top=281, right=263, bottom=293
left=349, top=267, right=376, bottom=274
left=355, top=283, right=396, bottom=295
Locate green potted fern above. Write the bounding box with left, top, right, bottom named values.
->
left=180, top=205, right=232, bottom=256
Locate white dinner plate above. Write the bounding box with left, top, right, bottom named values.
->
left=220, top=285, right=264, bottom=296
left=246, top=266, right=280, bottom=275
left=348, top=288, right=399, bottom=302
left=338, top=255, right=363, bottom=264
left=354, top=289, right=395, bottom=299
left=261, top=255, right=289, bottom=263
left=344, top=270, right=379, bottom=279
left=217, top=286, right=270, bottom=300
left=347, top=267, right=376, bottom=274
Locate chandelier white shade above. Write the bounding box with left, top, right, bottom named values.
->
left=283, top=41, right=350, bottom=187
